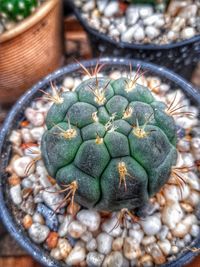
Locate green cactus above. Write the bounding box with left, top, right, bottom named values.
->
left=41, top=71, right=177, bottom=212
left=0, top=0, right=38, bottom=22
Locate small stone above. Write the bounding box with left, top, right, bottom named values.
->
left=163, top=185, right=180, bottom=202
left=66, top=245, right=86, bottom=265
left=121, top=25, right=139, bottom=42
left=145, top=26, right=160, bottom=39
left=77, top=209, right=101, bottom=232
left=139, top=5, right=153, bottom=18
left=86, top=238, right=97, bottom=252
left=141, top=236, right=156, bottom=246
left=68, top=220, right=87, bottom=239
left=42, top=186, right=64, bottom=212
left=150, top=244, right=166, bottom=265
left=171, top=17, right=186, bottom=32
left=181, top=27, right=196, bottom=39
left=167, top=31, right=178, bottom=42
left=129, top=229, right=144, bottom=243
left=190, top=224, right=199, bottom=237
left=162, top=202, right=184, bottom=229
left=112, top=237, right=124, bottom=251
left=179, top=5, right=198, bottom=19
left=140, top=254, right=153, bottom=267
left=25, top=108, right=44, bottom=126
left=104, top=1, right=119, bottom=17
left=28, top=223, right=49, bottom=244
left=22, top=214, right=33, bottom=229
left=30, top=127, right=45, bottom=142
left=9, top=130, right=21, bottom=146
left=171, top=245, right=179, bottom=254
left=58, top=238, right=72, bottom=259
left=140, top=215, right=161, bottom=235
left=184, top=234, right=192, bottom=244
left=102, top=251, right=124, bottom=267
left=13, top=156, right=35, bottom=177
left=101, top=216, right=122, bottom=237
left=10, top=184, right=22, bottom=205
left=126, top=6, right=139, bottom=26
left=32, top=212, right=45, bottom=224
left=158, top=240, right=171, bottom=256
left=133, top=26, right=145, bottom=42
left=67, top=201, right=80, bottom=216
left=86, top=252, right=105, bottom=267
left=82, top=1, right=95, bottom=12
left=81, top=231, right=93, bottom=243
left=181, top=203, right=193, bottom=213
left=97, top=232, right=113, bottom=254
left=58, top=215, right=73, bottom=237
left=156, top=225, right=169, bottom=241
left=123, top=237, right=141, bottom=260
left=143, top=14, right=162, bottom=26
left=50, top=248, right=62, bottom=260
left=37, top=203, right=59, bottom=231
left=46, top=232, right=58, bottom=249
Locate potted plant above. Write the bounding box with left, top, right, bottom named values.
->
left=0, top=58, right=200, bottom=266
left=0, top=0, right=64, bottom=105
left=69, top=0, right=200, bottom=80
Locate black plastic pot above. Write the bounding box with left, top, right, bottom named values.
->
left=69, top=1, right=200, bottom=81
left=0, top=58, right=200, bottom=267
left=64, top=0, right=73, bottom=16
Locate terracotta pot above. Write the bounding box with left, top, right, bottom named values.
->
left=0, top=0, right=64, bottom=105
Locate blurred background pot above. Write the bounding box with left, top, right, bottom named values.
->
left=0, top=0, right=64, bottom=106
left=69, top=1, right=200, bottom=81
left=0, top=58, right=200, bottom=266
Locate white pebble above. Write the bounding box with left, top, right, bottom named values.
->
left=172, top=222, right=190, bottom=238
left=86, top=238, right=97, bottom=251
left=10, top=184, right=22, bottom=205
left=102, top=251, right=124, bottom=267
left=141, top=236, right=156, bottom=246
left=162, top=202, right=183, bottom=229
left=134, top=26, right=145, bottom=42
left=28, top=223, right=49, bottom=243
left=81, top=231, right=93, bottom=243
left=139, top=6, right=153, bottom=18
left=42, top=186, right=65, bottom=212
left=30, top=127, right=45, bottom=142
left=145, top=26, right=160, bottom=39
left=181, top=27, right=196, bottom=39
left=65, top=245, right=86, bottom=265
left=9, top=130, right=21, bottom=146
left=25, top=108, right=44, bottom=127
left=86, top=252, right=105, bottom=267
left=190, top=225, right=200, bottom=237
left=77, top=209, right=100, bottom=232
left=68, top=220, right=86, bottom=238
left=104, top=1, right=119, bottom=17
left=129, top=229, right=144, bottom=243
left=126, top=6, right=139, bottom=26
left=123, top=237, right=141, bottom=260
left=112, top=237, right=124, bottom=251
left=13, top=156, right=35, bottom=177
left=140, top=215, right=161, bottom=235
left=158, top=240, right=171, bottom=256
left=101, top=215, right=122, bottom=237
left=82, top=1, right=95, bottom=12
left=97, top=232, right=113, bottom=254
left=58, top=215, right=73, bottom=237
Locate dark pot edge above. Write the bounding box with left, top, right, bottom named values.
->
left=68, top=1, right=200, bottom=51
left=0, top=57, right=200, bottom=267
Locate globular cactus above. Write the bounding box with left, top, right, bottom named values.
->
left=41, top=67, right=177, bottom=212
left=0, top=0, right=38, bottom=22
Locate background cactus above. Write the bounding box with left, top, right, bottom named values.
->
left=0, top=0, right=38, bottom=21
left=41, top=72, right=177, bottom=212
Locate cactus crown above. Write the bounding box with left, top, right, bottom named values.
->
left=0, top=0, right=38, bottom=22
left=41, top=66, right=177, bottom=212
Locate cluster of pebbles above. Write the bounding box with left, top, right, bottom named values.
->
left=74, top=0, right=200, bottom=44
left=0, top=0, right=44, bottom=35
left=6, top=69, right=200, bottom=266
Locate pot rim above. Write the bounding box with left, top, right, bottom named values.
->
left=0, top=0, right=59, bottom=43
left=68, top=1, right=200, bottom=51
left=0, top=57, right=200, bottom=267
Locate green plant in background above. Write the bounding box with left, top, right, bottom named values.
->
left=128, top=0, right=170, bottom=11
left=0, top=0, right=38, bottom=21
left=41, top=66, right=178, bottom=213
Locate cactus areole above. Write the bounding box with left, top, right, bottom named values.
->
left=0, top=0, right=38, bottom=21
left=41, top=74, right=177, bottom=212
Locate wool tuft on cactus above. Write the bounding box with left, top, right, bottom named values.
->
left=0, top=0, right=38, bottom=21
left=41, top=67, right=178, bottom=212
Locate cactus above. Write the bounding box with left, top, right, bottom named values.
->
left=0, top=0, right=38, bottom=22
left=41, top=67, right=178, bottom=212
